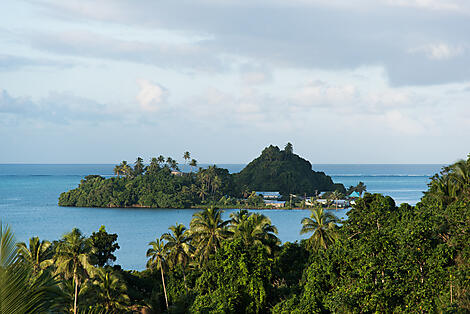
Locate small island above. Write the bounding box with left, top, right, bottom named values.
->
left=58, top=143, right=346, bottom=209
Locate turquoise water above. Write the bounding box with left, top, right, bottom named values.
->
left=0, top=164, right=443, bottom=270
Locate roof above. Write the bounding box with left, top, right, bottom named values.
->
left=255, top=191, right=281, bottom=197
left=349, top=191, right=360, bottom=198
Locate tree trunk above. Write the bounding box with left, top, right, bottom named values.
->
left=161, top=267, right=169, bottom=310
left=182, top=268, right=188, bottom=292
left=74, top=274, right=78, bottom=314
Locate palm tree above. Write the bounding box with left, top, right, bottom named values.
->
left=197, top=185, right=208, bottom=202
left=451, top=159, right=470, bottom=196
left=113, top=165, right=121, bottom=178
left=183, top=152, right=191, bottom=171
left=157, top=155, right=165, bottom=167
left=166, top=157, right=173, bottom=168
left=0, top=223, right=59, bottom=313
left=16, top=236, right=53, bottom=276
left=133, top=157, right=145, bottom=176
left=54, top=228, right=95, bottom=314
left=331, top=190, right=343, bottom=211
left=211, top=175, right=222, bottom=195
left=146, top=239, right=169, bottom=310
left=356, top=182, right=367, bottom=197
left=162, top=223, right=192, bottom=291
left=229, top=211, right=279, bottom=254
left=229, top=209, right=251, bottom=226
left=147, top=157, right=160, bottom=174
left=300, top=207, right=339, bottom=251
left=119, top=161, right=132, bottom=177
left=171, top=159, right=179, bottom=171
left=189, top=207, right=230, bottom=264
left=85, top=268, right=130, bottom=313
left=189, top=159, right=197, bottom=173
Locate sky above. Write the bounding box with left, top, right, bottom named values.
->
left=1, top=0, right=469, bottom=164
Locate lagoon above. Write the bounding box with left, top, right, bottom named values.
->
left=0, top=164, right=443, bottom=270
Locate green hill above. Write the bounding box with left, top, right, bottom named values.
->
left=233, top=144, right=345, bottom=196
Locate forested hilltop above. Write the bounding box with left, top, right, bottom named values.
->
left=58, top=144, right=344, bottom=208
left=3, top=154, right=469, bottom=312
left=234, top=144, right=345, bottom=195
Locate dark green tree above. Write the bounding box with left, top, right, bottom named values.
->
left=133, top=157, right=145, bottom=176
left=300, top=206, right=339, bottom=250
left=189, top=207, right=230, bottom=265
left=89, top=226, right=120, bottom=267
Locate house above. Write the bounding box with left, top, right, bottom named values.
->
left=171, top=170, right=183, bottom=176
left=255, top=191, right=281, bottom=200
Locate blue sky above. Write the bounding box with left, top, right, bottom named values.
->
left=1, top=0, right=469, bottom=164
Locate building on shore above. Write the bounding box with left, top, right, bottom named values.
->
left=255, top=191, right=281, bottom=200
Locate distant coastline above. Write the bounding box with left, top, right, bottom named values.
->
left=58, top=144, right=347, bottom=210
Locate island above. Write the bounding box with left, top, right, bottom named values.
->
left=58, top=143, right=346, bottom=209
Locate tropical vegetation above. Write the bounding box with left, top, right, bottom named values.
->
left=58, top=144, right=344, bottom=209
left=1, top=154, right=469, bottom=312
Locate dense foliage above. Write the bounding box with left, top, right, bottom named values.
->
left=3, top=154, right=469, bottom=312
left=234, top=144, right=345, bottom=196
left=58, top=144, right=344, bottom=208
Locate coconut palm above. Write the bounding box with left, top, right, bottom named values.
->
left=133, top=157, right=145, bottom=176
left=166, top=157, right=173, bottom=168
left=189, top=159, right=197, bottom=173
left=451, top=159, right=470, bottom=197
left=16, top=236, right=53, bottom=276
left=147, top=157, right=160, bottom=174
left=162, top=223, right=192, bottom=291
left=300, top=207, right=339, bottom=251
left=0, top=223, right=59, bottom=313
left=183, top=151, right=191, bottom=171
left=198, top=185, right=208, bottom=202
left=229, top=209, right=251, bottom=226
left=157, top=155, right=165, bottom=166
left=146, top=239, right=169, bottom=310
left=118, top=161, right=132, bottom=177
left=211, top=175, right=222, bottom=195
left=356, top=182, right=367, bottom=197
left=54, top=228, right=95, bottom=314
left=171, top=159, right=179, bottom=171
left=85, top=268, right=130, bottom=313
left=113, top=165, right=121, bottom=178
left=229, top=211, right=279, bottom=254
left=331, top=190, right=343, bottom=211
left=189, top=207, right=230, bottom=264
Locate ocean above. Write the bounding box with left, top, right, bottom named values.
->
left=0, top=163, right=443, bottom=270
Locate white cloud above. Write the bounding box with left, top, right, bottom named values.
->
left=384, top=0, right=466, bottom=11
left=136, top=79, right=168, bottom=112
left=382, top=110, right=426, bottom=135
left=409, top=43, right=465, bottom=60
left=291, top=80, right=358, bottom=107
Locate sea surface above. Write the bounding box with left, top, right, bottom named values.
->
left=0, top=163, right=443, bottom=270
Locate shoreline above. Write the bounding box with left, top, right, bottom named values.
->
left=59, top=204, right=350, bottom=211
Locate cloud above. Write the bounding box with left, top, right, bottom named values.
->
left=409, top=43, right=465, bottom=60
left=239, top=63, right=272, bottom=85
left=291, top=80, right=358, bottom=108
left=384, top=0, right=467, bottom=11
left=26, top=0, right=470, bottom=86
left=27, top=30, right=224, bottom=71
left=0, top=54, right=75, bottom=70
left=136, top=79, right=168, bottom=112
left=0, top=89, right=116, bottom=124
left=382, top=110, right=427, bottom=135
left=241, top=71, right=269, bottom=85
